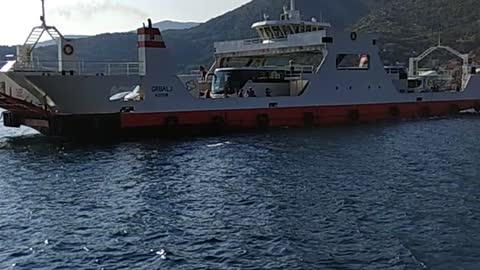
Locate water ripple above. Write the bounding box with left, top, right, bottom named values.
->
left=1, top=117, right=480, bottom=269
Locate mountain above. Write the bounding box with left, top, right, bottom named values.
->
left=0, top=46, right=15, bottom=60
left=0, top=21, right=197, bottom=62
left=153, top=20, right=199, bottom=31
left=2, top=0, right=479, bottom=69
left=3, top=21, right=197, bottom=51
left=164, top=0, right=369, bottom=70
left=30, top=0, right=369, bottom=71
left=353, top=0, right=480, bottom=63
left=37, top=35, right=90, bottom=47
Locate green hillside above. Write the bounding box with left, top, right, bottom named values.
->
left=2, top=0, right=479, bottom=70
left=354, top=0, right=480, bottom=63
left=0, top=46, right=15, bottom=60
left=31, top=0, right=370, bottom=71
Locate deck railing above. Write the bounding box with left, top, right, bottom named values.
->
left=215, top=31, right=326, bottom=54
left=242, top=37, right=288, bottom=46
left=13, top=60, right=144, bottom=76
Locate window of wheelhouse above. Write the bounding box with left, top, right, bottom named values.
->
left=272, top=26, right=284, bottom=38
left=282, top=25, right=293, bottom=36
left=264, top=27, right=274, bottom=39
left=258, top=28, right=267, bottom=39
left=336, top=54, right=370, bottom=70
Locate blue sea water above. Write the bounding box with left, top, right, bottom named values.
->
left=0, top=116, right=479, bottom=269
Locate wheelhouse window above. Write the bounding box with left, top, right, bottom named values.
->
left=282, top=25, right=293, bottom=35
left=336, top=54, right=370, bottom=70
left=271, top=26, right=284, bottom=38
left=264, top=28, right=274, bottom=39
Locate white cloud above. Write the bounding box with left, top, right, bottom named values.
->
left=52, top=0, right=148, bottom=21
left=0, top=0, right=251, bottom=46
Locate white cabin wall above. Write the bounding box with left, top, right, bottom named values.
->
left=304, top=32, right=403, bottom=105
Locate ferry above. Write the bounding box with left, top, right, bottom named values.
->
left=0, top=0, right=479, bottom=138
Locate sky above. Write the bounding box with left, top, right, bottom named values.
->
left=0, top=0, right=251, bottom=45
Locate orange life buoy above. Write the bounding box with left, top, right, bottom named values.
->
left=63, top=44, right=74, bottom=56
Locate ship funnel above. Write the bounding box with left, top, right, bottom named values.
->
left=137, top=23, right=168, bottom=75
left=290, top=0, right=296, bottom=11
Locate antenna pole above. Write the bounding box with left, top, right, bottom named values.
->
left=41, top=0, right=46, bottom=26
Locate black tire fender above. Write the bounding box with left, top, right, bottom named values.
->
left=211, top=115, right=225, bottom=128
left=474, top=102, right=480, bottom=112
left=347, top=109, right=360, bottom=123
left=164, top=116, right=179, bottom=127
left=303, top=112, right=315, bottom=127
left=389, top=106, right=400, bottom=118
left=256, top=114, right=270, bottom=129
left=448, top=104, right=460, bottom=115
left=419, top=106, right=431, bottom=117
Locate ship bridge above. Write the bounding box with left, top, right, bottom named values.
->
left=213, top=0, right=329, bottom=70
left=252, top=0, right=330, bottom=41
left=214, top=31, right=328, bottom=58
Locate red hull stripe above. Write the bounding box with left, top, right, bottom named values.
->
left=120, top=100, right=479, bottom=129
left=137, top=41, right=166, bottom=48
left=137, top=28, right=161, bottom=35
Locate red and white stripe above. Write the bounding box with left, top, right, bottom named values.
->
left=137, top=28, right=166, bottom=48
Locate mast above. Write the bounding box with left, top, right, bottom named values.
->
left=17, top=0, right=64, bottom=69
left=290, top=0, right=296, bottom=11
left=41, top=0, right=46, bottom=26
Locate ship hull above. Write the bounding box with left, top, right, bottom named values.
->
left=6, top=99, right=479, bottom=139
left=3, top=30, right=480, bottom=141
